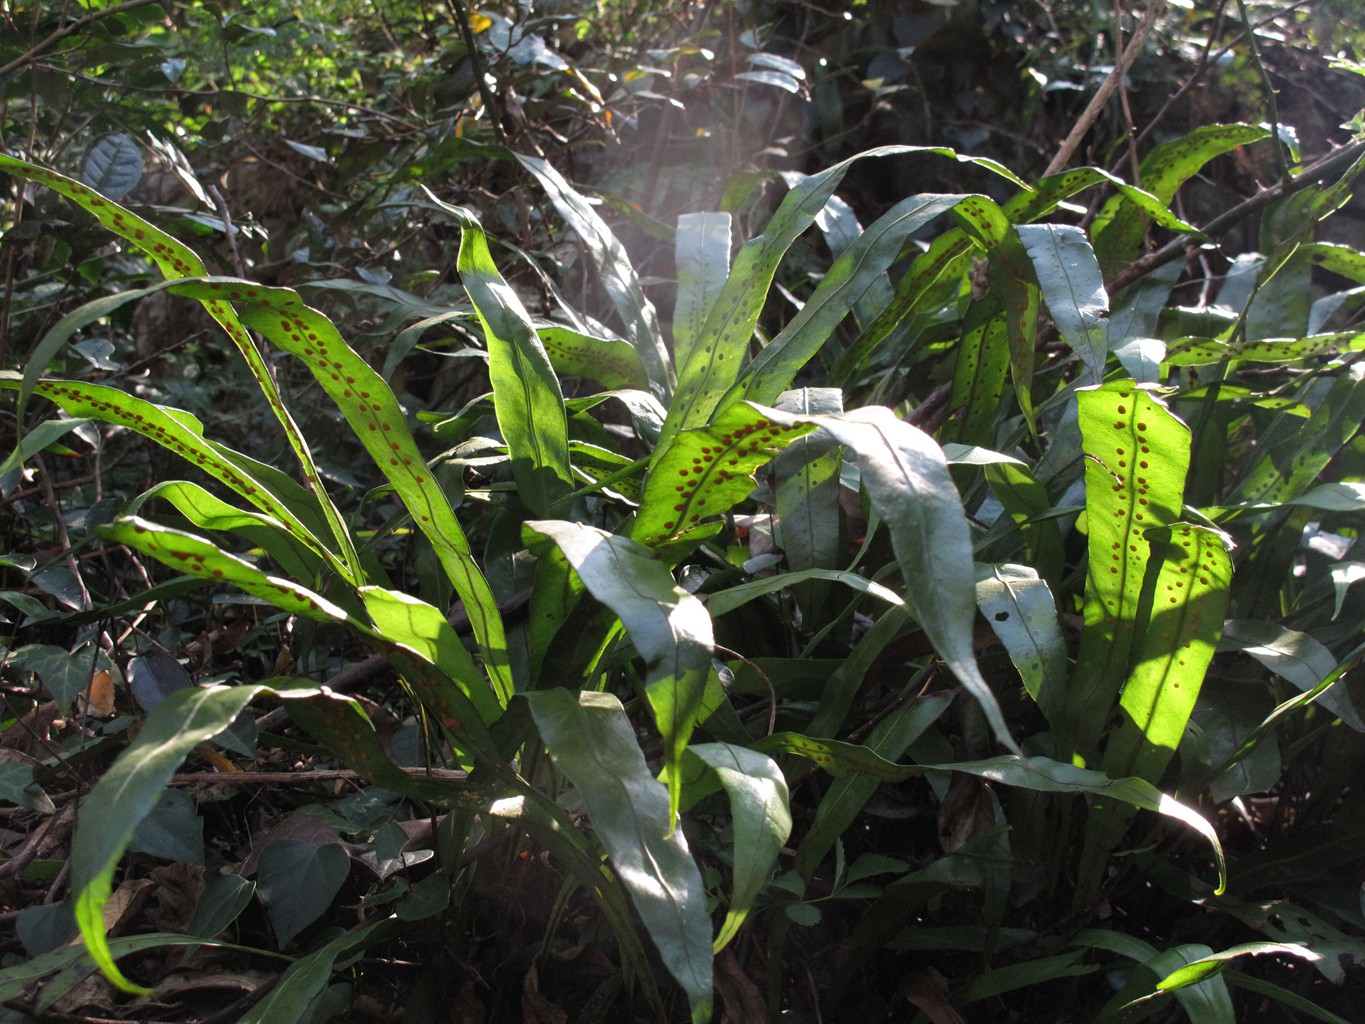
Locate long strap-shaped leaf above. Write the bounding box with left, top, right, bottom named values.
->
left=662, top=146, right=1026, bottom=453
left=165, top=280, right=513, bottom=703
left=525, top=520, right=713, bottom=823
left=1077, top=524, right=1233, bottom=904
left=732, top=192, right=972, bottom=409
left=832, top=165, right=1201, bottom=383
left=0, top=154, right=362, bottom=580
left=0, top=375, right=345, bottom=575
left=526, top=689, right=713, bottom=1024
left=630, top=402, right=814, bottom=550
left=1017, top=224, right=1110, bottom=385
left=420, top=195, right=574, bottom=517
left=1065, top=382, right=1190, bottom=762
left=102, top=517, right=500, bottom=748
left=515, top=154, right=674, bottom=396
left=762, top=404, right=1021, bottom=754
left=674, top=212, right=733, bottom=373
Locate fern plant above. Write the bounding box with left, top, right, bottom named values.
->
left=3, top=119, right=1365, bottom=1021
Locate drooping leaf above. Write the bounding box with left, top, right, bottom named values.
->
left=1220, top=620, right=1365, bottom=731
left=234, top=918, right=396, bottom=1024
left=789, top=690, right=953, bottom=885
left=682, top=744, right=792, bottom=952
left=526, top=690, right=712, bottom=1024
left=1092, top=124, right=1270, bottom=272
left=70, top=683, right=287, bottom=992
left=0, top=154, right=361, bottom=579
left=2, top=375, right=346, bottom=579
left=167, top=279, right=514, bottom=702
left=975, top=564, right=1067, bottom=721
left=525, top=520, right=713, bottom=822
left=515, top=155, right=672, bottom=394
left=763, top=405, right=1021, bottom=753
left=130, top=479, right=326, bottom=584
left=1017, top=224, right=1109, bottom=384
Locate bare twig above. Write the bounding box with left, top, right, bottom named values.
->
left=1044, top=0, right=1165, bottom=176
left=168, top=767, right=467, bottom=786
left=1106, top=140, right=1365, bottom=295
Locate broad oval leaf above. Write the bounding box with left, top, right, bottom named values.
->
left=82, top=133, right=143, bottom=199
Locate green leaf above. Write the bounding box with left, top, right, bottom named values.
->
left=257, top=840, right=351, bottom=946
left=283, top=690, right=486, bottom=805
left=525, top=521, right=712, bottom=822
left=435, top=200, right=574, bottom=516
left=71, top=683, right=285, bottom=993
left=1226, top=368, right=1365, bottom=508
left=1067, top=383, right=1190, bottom=761
left=0, top=154, right=362, bottom=580
left=1108, top=525, right=1233, bottom=782
left=9, top=643, right=99, bottom=708
left=974, top=564, right=1067, bottom=718
left=632, top=403, right=814, bottom=549
left=359, top=586, right=503, bottom=720
left=170, top=279, right=514, bottom=702
left=130, top=480, right=325, bottom=584
left=234, top=918, right=396, bottom=1024
left=948, top=292, right=1013, bottom=446
left=526, top=690, right=712, bottom=1024
left=753, top=729, right=930, bottom=782
left=1093, top=124, right=1272, bottom=273
left=704, top=570, right=900, bottom=623
left=0, top=933, right=285, bottom=1004
left=1224, top=970, right=1356, bottom=1024
left=665, top=146, right=1021, bottom=447
left=515, top=155, right=672, bottom=394
left=101, top=517, right=357, bottom=626
left=788, top=690, right=953, bottom=883
left=1220, top=620, right=1364, bottom=731
left=733, top=193, right=971, bottom=407
left=0, top=761, right=55, bottom=814
left=936, top=756, right=1225, bottom=894
left=682, top=744, right=792, bottom=952
left=771, top=389, right=845, bottom=621
left=763, top=405, right=1021, bottom=754
left=539, top=326, right=648, bottom=391
left=1017, top=224, right=1109, bottom=384
left=2, top=375, right=346, bottom=579
left=82, top=133, right=143, bottom=199
left=128, top=789, right=204, bottom=864
left=1157, top=942, right=1320, bottom=992
left=674, top=212, right=732, bottom=373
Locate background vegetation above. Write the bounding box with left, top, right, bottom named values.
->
left=3, top=1, right=1365, bottom=1021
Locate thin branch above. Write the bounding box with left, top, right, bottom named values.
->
left=0, top=0, right=165, bottom=79
left=1106, top=140, right=1365, bottom=295
left=1044, top=0, right=1165, bottom=176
